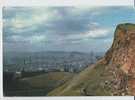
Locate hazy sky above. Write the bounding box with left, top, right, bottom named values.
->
left=3, top=6, right=135, bottom=53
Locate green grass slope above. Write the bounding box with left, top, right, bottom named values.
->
left=21, top=72, right=75, bottom=89
left=48, top=60, right=112, bottom=96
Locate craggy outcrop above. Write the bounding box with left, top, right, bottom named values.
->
left=104, top=23, right=135, bottom=95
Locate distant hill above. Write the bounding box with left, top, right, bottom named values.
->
left=4, top=51, right=103, bottom=72
left=48, top=23, right=135, bottom=96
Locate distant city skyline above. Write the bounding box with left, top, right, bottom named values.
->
left=3, top=6, right=135, bottom=53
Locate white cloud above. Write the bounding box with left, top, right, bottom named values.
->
left=10, top=13, right=49, bottom=29
left=70, top=6, right=99, bottom=14
left=10, top=35, right=47, bottom=43
left=91, top=11, right=102, bottom=16
left=30, top=35, right=47, bottom=43
left=4, top=7, right=62, bottom=32
left=66, top=27, right=112, bottom=41
left=11, top=35, right=24, bottom=41
left=85, top=28, right=111, bottom=38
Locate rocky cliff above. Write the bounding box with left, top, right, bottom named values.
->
left=48, top=23, right=135, bottom=96
left=104, top=23, right=135, bottom=95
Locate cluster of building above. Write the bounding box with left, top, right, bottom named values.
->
left=4, top=52, right=103, bottom=77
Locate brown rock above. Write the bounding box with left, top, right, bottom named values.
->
left=104, top=23, right=135, bottom=95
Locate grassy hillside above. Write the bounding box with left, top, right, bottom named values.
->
left=21, top=72, right=75, bottom=89
left=48, top=60, right=112, bottom=96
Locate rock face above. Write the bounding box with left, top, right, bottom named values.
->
left=48, top=23, right=135, bottom=96
left=105, top=23, right=135, bottom=75
left=104, top=23, right=135, bottom=95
